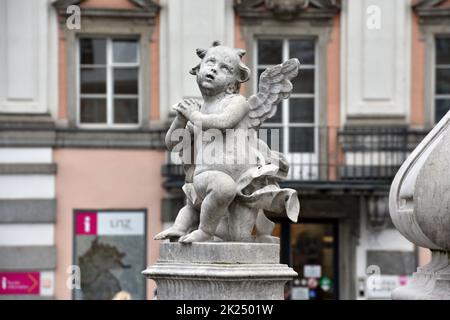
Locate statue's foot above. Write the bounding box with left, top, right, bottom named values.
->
left=179, top=229, right=213, bottom=243
left=154, top=227, right=186, bottom=240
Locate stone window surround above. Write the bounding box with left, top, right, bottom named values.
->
left=240, top=20, right=332, bottom=129
left=419, top=23, right=450, bottom=127
left=62, top=17, right=155, bottom=129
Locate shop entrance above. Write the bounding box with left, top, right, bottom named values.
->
left=274, top=219, right=339, bottom=300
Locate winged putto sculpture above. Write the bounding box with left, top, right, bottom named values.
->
left=155, top=41, right=300, bottom=243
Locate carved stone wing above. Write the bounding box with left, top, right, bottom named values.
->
left=246, top=58, right=300, bottom=129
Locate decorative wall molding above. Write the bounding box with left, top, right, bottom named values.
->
left=234, top=0, right=340, bottom=24
left=341, top=0, right=411, bottom=123
left=0, top=200, right=56, bottom=223
left=413, top=0, right=450, bottom=24
left=0, top=114, right=166, bottom=149
left=0, top=246, right=56, bottom=270
left=53, top=0, right=160, bottom=24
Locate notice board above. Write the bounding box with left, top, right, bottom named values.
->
left=73, top=210, right=147, bottom=300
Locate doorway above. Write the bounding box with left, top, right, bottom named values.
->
left=275, top=219, right=339, bottom=300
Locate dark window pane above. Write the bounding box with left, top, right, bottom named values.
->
left=80, top=38, right=106, bottom=65
left=259, top=127, right=283, bottom=153
left=114, top=99, right=138, bottom=124
left=113, top=40, right=138, bottom=63
left=114, top=68, right=138, bottom=94
left=436, top=68, right=450, bottom=94
left=258, top=40, right=282, bottom=65
left=80, top=67, right=106, bottom=93
left=265, top=103, right=282, bottom=123
left=290, top=39, right=315, bottom=65
left=289, top=127, right=314, bottom=153
left=80, top=98, right=106, bottom=123
left=436, top=38, right=450, bottom=65
left=292, top=68, right=314, bottom=94
left=256, top=68, right=264, bottom=87
left=435, top=99, right=450, bottom=123
left=289, top=98, right=314, bottom=123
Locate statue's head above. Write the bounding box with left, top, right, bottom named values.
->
left=190, top=41, right=251, bottom=96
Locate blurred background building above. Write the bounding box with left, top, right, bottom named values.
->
left=0, top=0, right=449, bottom=300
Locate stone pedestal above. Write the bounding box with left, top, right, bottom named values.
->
left=142, top=242, right=297, bottom=300
left=391, top=250, right=450, bottom=300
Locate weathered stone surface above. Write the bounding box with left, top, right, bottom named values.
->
left=391, top=250, right=450, bottom=300
left=415, top=129, right=450, bottom=249
left=158, top=242, right=279, bottom=264
left=143, top=242, right=297, bottom=300
left=147, top=42, right=299, bottom=300
left=154, top=43, right=300, bottom=244
left=389, top=110, right=450, bottom=299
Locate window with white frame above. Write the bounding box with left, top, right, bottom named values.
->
left=256, top=38, right=316, bottom=154
left=79, top=37, right=139, bottom=126
left=435, top=37, right=450, bottom=123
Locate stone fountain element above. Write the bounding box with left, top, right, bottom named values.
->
left=143, top=242, right=296, bottom=300
left=143, top=41, right=300, bottom=299
left=389, top=111, right=450, bottom=300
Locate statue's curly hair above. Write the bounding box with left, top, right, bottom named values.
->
left=189, top=41, right=251, bottom=94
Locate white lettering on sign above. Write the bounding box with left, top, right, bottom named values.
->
left=97, top=212, right=145, bottom=235
left=84, top=216, right=91, bottom=233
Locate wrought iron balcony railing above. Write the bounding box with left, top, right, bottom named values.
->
left=162, top=126, right=429, bottom=185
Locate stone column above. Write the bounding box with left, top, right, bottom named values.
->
left=389, top=112, right=450, bottom=300
left=143, top=242, right=297, bottom=300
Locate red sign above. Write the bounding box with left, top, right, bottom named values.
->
left=76, top=212, right=97, bottom=235
left=0, top=272, right=40, bottom=295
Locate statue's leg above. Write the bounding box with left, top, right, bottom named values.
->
left=214, top=214, right=229, bottom=241
left=255, top=211, right=279, bottom=243
left=154, top=203, right=199, bottom=240
left=179, top=171, right=236, bottom=243
left=227, top=202, right=258, bottom=242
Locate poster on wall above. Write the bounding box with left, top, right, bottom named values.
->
left=73, top=210, right=147, bottom=300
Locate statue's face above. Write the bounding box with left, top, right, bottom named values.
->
left=197, top=47, right=240, bottom=95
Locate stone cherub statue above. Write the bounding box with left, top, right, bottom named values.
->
left=155, top=41, right=300, bottom=243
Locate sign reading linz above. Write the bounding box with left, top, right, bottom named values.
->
left=76, top=212, right=145, bottom=236
left=73, top=210, right=146, bottom=300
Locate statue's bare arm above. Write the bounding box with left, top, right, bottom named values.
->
left=165, top=114, right=188, bottom=151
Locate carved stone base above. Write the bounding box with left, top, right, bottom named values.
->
left=391, top=250, right=450, bottom=300
left=142, top=242, right=297, bottom=300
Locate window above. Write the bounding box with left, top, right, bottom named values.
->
left=256, top=39, right=316, bottom=154
left=435, top=37, right=450, bottom=123
left=79, top=38, right=139, bottom=126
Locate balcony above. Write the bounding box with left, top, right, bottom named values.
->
left=162, top=126, right=429, bottom=190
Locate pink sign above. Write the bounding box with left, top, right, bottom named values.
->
left=0, top=272, right=40, bottom=295
left=76, top=212, right=97, bottom=235
left=399, top=275, right=408, bottom=286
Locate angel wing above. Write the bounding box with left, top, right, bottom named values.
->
left=246, top=58, right=300, bottom=129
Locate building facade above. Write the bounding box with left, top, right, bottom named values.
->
left=1, top=0, right=450, bottom=300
